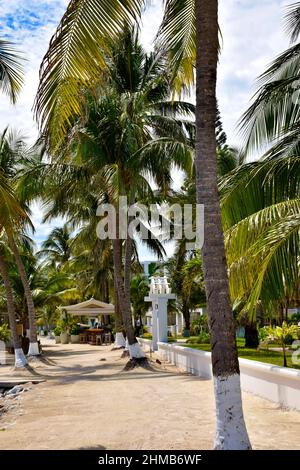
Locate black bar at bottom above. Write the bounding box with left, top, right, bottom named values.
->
left=0, top=450, right=299, bottom=466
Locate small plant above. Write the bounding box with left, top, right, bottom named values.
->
left=187, top=331, right=210, bottom=344
left=284, top=333, right=295, bottom=346
left=70, top=324, right=80, bottom=335
left=53, top=326, right=61, bottom=336
left=0, top=324, right=10, bottom=342
left=266, top=322, right=299, bottom=367
left=190, top=315, right=208, bottom=336
left=288, top=312, right=300, bottom=325
left=143, top=332, right=152, bottom=340
left=258, top=326, right=269, bottom=343
left=57, top=313, right=72, bottom=333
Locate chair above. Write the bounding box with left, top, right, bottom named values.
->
left=79, top=333, right=87, bottom=344
left=96, top=335, right=102, bottom=346
left=104, top=332, right=111, bottom=345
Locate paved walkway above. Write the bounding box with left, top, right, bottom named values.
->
left=0, top=339, right=299, bottom=450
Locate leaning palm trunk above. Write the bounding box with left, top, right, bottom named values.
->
left=8, top=236, right=39, bottom=356
left=113, top=245, right=126, bottom=349
left=0, top=252, right=27, bottom=368
left=113, top=295, right=126, bottom=348
left=112, top=211, right=145, bottom=360
left=195, top=1, right=251, bottom=449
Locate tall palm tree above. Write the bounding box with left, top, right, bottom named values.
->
left=0, top=248, right=27, bottom=368
left=158, top=1, right=251, bottom=449
left=0, top=130, right=39, bottom=356
left=194, top=2, right=249, bottom=449
left=0, top=146, right=28, bottom=367
left=35, top=27, right=193, bottom=361
left=0, top=38, right=24, bottom=103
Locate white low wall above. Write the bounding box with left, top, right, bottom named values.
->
left=138, top=338, right=153, bottom=353
left=139, top=340, right=300, bottom=411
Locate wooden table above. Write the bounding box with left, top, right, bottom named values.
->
left=85, top=329, right=104, bottom=345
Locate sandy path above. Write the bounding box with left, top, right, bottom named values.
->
left=0, top=339, right=299, bottom=450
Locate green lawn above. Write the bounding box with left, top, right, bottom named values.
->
left=178, top=338, right=300, bottom=370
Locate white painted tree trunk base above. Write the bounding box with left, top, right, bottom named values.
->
left=14, top=348, right=28, bottom=368
left=214, top=374, right=251, bottom=450
left=114, top=332, right=126, bottom=349
left=28, top=342, right=40, bottom=356
left=125, top=338, right=129, bottom=351
left=128, top=342, right=145, bottom=359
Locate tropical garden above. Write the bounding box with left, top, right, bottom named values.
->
left=1, top=0, right=300, bottom=451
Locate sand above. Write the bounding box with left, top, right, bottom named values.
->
left=0, top=338, right=299, bottom=450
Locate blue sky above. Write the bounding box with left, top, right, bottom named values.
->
left=0, top=0, right=293, bottom=256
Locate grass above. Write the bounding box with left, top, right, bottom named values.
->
left=178, top=338, right=300, bottom=370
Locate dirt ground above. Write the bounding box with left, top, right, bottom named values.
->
left=0, top=338, right=299, bottom=450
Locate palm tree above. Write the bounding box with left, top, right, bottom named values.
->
left=220, top=155, right=300, bottom=325
left=240, top=2, right=300, bottom=156
left=166, top=252, right=206, bottom=332
left=0, top=130, right=40, bottom=356
left=226, top=3, right=300, bottom=329
left=35, top=27, right=193, bottom=361
left=130, top=274, right=149, bottom=321
left=0, top=38, right=24, bottom=103
left=158, top=1, right=251, bottom=449
left=0, top=240, right=27, bottom=368
left=0, top=145, right=27, bottom=367
left=38, top=224, right=72, bottom=268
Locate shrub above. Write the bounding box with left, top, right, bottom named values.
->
left=143, top=332, right=152, bottom=339
left=0, top=324, right=10, bottom=342
left=284, top=333, right=294, bottom=345
left=190, top=315, right=208, bottom=336
left=288, top=313, right=300, bottom=325
left=182, top=329, right=190, bottom=338
left=53, top=326, right=62, bottom=336
left=70, top=324, right=80, bottom=335
left=187, top=332, right=210, bottom=344
left=258, top=326, right=269, bottom=343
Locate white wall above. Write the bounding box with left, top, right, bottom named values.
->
left=138, top=339, right=300, bottom=411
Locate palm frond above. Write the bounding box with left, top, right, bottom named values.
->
left=285, top=2, right=300, bottom=43
left=0, top=39, right=24, bottom=104
left=156, top=0, right=195, bottom=93
left=35, top=0, right=144, bottom=149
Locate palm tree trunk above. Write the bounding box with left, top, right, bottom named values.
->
left=245, top=323, right=259, bottom=348
left=112, top=210, right=145, bottom=359
left=282, top=341, right=288, bottom=367
left=195, top=0, right=251, bottom=449
left=182, top=301, right=191, bottom=331
left=0, top=252, right=27, bottom=368
left=8, top=236, right=39, bottom=356
left=113, top=240, right=126, bottom=349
